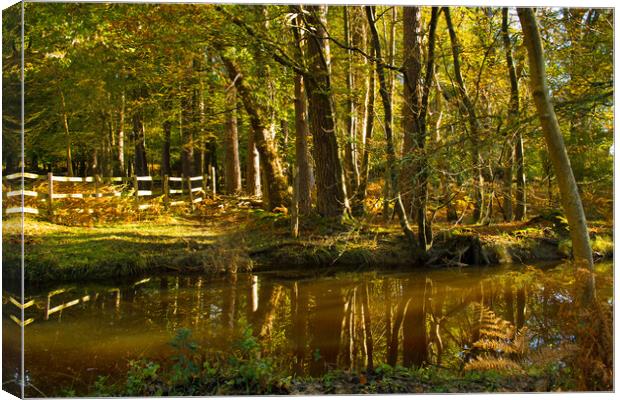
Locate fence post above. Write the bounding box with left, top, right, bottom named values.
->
left=186, top=176, right=195, bottom=211
left=163, top=174, right=169, bottom=209
left=202, top=174, right=208, bottom=199
left=133, top=175, right=139, bottom=209
left=47, top=172, right=54, bottom=221
left=211, top=166, right=217, bottom=198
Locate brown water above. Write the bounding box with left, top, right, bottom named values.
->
left=2, top=262, right=613, bottom=396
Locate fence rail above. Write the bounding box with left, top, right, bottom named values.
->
left=2, top=170, right=218, bottom=219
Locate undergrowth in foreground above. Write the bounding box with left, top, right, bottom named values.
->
left=56, top=301, right=611, bottom=398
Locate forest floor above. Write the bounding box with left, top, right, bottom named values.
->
left=2, top=195, right=613, bottom=285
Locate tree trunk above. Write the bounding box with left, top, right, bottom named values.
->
left=181, top=86, right=195, bottom=178
left=116, top=92, right=126, bottom=176
left=161, top=120, right=171, bottom=177
left=294, top=74, right=314, bottom=215
left=403, top=6, right=438, bottom=249
left=246, top=112, right=262, bottom=196
left=59, top=89, right=74, bottom=176
left=354, top=47, right=376, bottom=216
left=444, top=7, right=484, bottom=223
left=101, top=113, right=113, bottom=177
left=132, top=103, right=148, bottom=177
left=514, top=133, right=526, bottom=220
left=161, top=96, right=172, bottom=177
left=220, top=53, right=289, bottom=210
left=343, top=7, right=360, bottom=199
left=518, top=8, right=594, bottom=300
left=401, top=6, right=422, bottom=217
left=192, top=77, right=203, bottom=177
left=303, top=5, right=348, bottom=218
left=501, top=8, right=518, bottom=221
left=224, top=88, right=242, bottom=194
left=366, top=5, right=417, bottom=249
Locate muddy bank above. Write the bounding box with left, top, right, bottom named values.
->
left=249, top=232, right=571, bottom=273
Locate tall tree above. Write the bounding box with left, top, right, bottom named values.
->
left=517, top=8, right=594, bottom=300
left=131, top=88, right=148, bottom=177
left=342, top=7, right=360, bottom=199
left=116, top=92, right=126, bottom=176
left=224, top=88, right=242, bottom=194
left=403, top=6, right=439, bottom=249
left=501, top=8, right=526, bottom=221
left=366, top=5, right=417, bottom=249
left=246, top=115, right=262, bottom=196
left=444, top=7, right=485, bottom=223
left=401, top=6, right=422, bottom=217
left=181, top=63, right=196, bottom=178
left=302, top=5, right=348, bottom=218
left=59, top=88, right=74, bottom=176
left=161, top=95, right=172, bottom=177
left=293, top=74, right=314, bottom=215
left=219, top=52, right=290, bottom=210
left=354, top=47, right=376, bottom=216
left=290, top=10, right=314, bottom=215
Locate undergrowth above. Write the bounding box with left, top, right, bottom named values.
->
left=75, top=301, right=612, bottom=398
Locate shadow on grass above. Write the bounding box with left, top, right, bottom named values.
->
left=2, top=225, right=225, bottom=285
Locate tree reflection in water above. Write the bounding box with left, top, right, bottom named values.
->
left=4, top=262, right=612, bottom=395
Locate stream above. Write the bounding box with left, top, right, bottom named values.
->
left=2, top=261, right=613, bottom=396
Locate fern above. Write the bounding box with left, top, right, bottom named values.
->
left=465, top=303, right=529, bottom=373
left=473, top=338, right=518, bottom=355
left=464, top=356, right=523, bottom=373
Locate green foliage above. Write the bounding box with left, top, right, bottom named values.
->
left=125, top=360, right=163, bottom=396
left=169, top=328, right=201, bottom=386
left=87, top=327, right=287, bottom=396
left=224, top=327, right=278, bottom=393
left=90, top=376, right=115, bottom=397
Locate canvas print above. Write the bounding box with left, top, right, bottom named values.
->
left=1, top=3, right=613, bottom=397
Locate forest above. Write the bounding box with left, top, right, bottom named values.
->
left=1, top=3, right=614, bottom=396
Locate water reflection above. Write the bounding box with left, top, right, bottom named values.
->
left=2, top=262, right=613, bottom=396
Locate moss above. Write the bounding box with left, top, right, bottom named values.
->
left=591, top=235, right=613, bottom=258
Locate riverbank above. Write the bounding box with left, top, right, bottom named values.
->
left=76, top=362, right=563, bottom=396
left=2, top=202, right=613, bottom=284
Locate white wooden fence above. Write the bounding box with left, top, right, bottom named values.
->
left=2, top=167, right=218, bottom=218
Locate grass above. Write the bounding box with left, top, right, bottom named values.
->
left=2, top=215, right=241, bottom=283
left=3, top=200, right=613, bottom=284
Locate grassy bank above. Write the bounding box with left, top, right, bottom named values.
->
left=3, top=203, right=613, bottom=284
left=2, top=216, right=251, bottom=284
